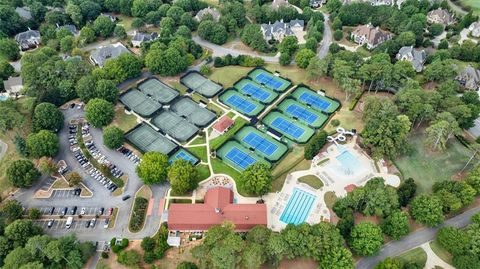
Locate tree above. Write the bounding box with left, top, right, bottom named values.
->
left=375, top=257, right=401, bottom=269
left=425, top=112, right=461, bottom=151
left=2, top=200, right=24, bottom=223
left=307, top=55, right=331, bottom=82
left=304, top=130, right=328, bottom=159
left=103, top=126, right=124, bottom=149
left=424, top=60, right=457, bottom=82
left=198, top=20, right=228, bottom=45
left=145, top=47, right=189, bottom=76
left=95, top=79, right=118, bottom=103
left=60, top=36, right=75, bottom=53
left=429, top=23, right=444, bottom=36
left=295, top=49, right=316, bottom=69
left=242, top=243, right=264, bottom=269
left=177, top=261, right=198, bottom=269
left=279, top=52, right=292, bottom=66
left=27, top=130, right=59, bottom=158
left=78, top=26, right=96, bottom=46
left=113, top=25, right=126, bottom=39
left=38, top=157, right=57, bottom=176
left=93, top=15, right=115, bottom=38
left=239, top=163, right=273, bottom=196
left=0, top=60, right=14, bottom=81
left=141, top=237, right=156, bottom=252
left=84, top=98, right=115, bottom=128
left=131, top=0, right=160, bottom=17
left=103, top=53, right=143, bottom=83
left=0, top=38, right=20, bottom=61
left=437, top=226, right=469, bottom=256
left=66, top=172, right=82, bottom=187
left=6, top=159, right=39, bottom=188
left=410, top=194, right=444, bottom=227
left=333, top=30, right=343, bottom=41
left=349, top=222, right=384, bottom=256
left=117, top=249, right=141, bottom=267
left=397, top=178, right=417, bottom=207
left=136, top=152, right=169, bottom=184
left=76, top=75, right=97, bottom=102
left=168, top=159, right=198, bottom=194
left=33, top=102, right=64, bottom=132
left=5, top=220, right=42, bottom=248
left=318, top=247, right=354, bottom=269
left=241, top=24, right=268, bottom=52
left=2, top=247, right=33, bottom=269
left=279, top=36, right=299, bottom=55
left=380, top=211, right=410, bottom=240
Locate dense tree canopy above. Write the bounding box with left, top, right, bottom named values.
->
left=0, top=38, right=20, bottom=61
left=349, top=222, right=384, bottom=256
left=102, top=126, right=124, bottom=149
left=239, top=163, right=273, bottom=196
left=410, top=194, right=444, bottom=227
left=33, top=102, right=63, bottom=132
left=26, top=130, right=59, bottom=158
left=136, top=152, right=169, bottom=184
left=6, top=159, right=39, bottom=188
left=84, top=98, right=115, bottom=128
left=168, top=159, right=198, bottom=195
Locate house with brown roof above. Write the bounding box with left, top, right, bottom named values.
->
left=212, top=116, right=234, bottom=134
left=351, top=23, right=392, bottom=49
left=167, top=187, right=267, bottom=232
left=427, top=8, right=455, bottom=26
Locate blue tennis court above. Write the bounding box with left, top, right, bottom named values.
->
left=280, top=188, right=316, bottom=225
left=226, top=95, right=256, bottom=113
left=298, top=92, right=331, bottom=111
left=240, top=83, right=271, bottom=102
left=271, top=117, right=305, bottom=139
left=256, top=73, right=283, bottom=90
left=225, top=147, right=257, bottom=170
left=169, top=150, right=199, bottom=165
left=243, top=132, right=278, bottom=156
left=285, top=104, right=318, bottom=124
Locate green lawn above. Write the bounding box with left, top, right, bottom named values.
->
left=461, top=0, right=480, bottom=14
left=298, top=175, right=324, bottom=189
left=324, top=108, right=364, bottom=133
left=196, top=164, right=211, bottom=181
left=112, top=106, right=138, bottom=132
left=430, top=240, right=453, bottom=265
left=394, top=131, right=473, bottom=193
left=210, top=158, right=251, bottom=196
left=396, top=247, right=427, bottom=268
left=271, top=145, right=309, bottom=192
left=208, top=66, right=251, bottom=88
left=210, top=117, right=248, bottom=150
left=188, top=146, right=208, bottom=163
left=190, top=135, right=206, bottom=145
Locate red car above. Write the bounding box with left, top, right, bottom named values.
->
left=108, top=208, right=114, bottom=215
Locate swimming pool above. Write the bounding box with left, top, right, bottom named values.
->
left=280, top=188, right=316, bottom=225
left=336, top=149, right=361, bottom=176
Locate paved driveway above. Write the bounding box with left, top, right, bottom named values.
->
left=317, top=12, right=332, bottom=59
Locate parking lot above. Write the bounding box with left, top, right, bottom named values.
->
left=50, top=189, right=81, bottom=199
left=37, top=206, right=112, bottom=216
left=34, top=218, right=109, bottom=231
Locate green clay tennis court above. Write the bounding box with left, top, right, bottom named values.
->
left=171, top=98, right=216, bottom=127
left=125, top=123, right=177, bottom=154
left=217, top=140, right=271, bottom=171
left=169, top=148, right=199, bottom=165
left=233, top=79, right=279, bottom=104
left=235, top=126, right=287, bottom=162
left=138, top=78, right=179, bottom=104
left=151, top=111, right=199, bottom=143
left=278, top=99, right=329, bottom=128
left=119, top=89, right=162, bottom=118
left=219, top=90, right=265, bottom=117
left=292, top=87, right=340, bottom=114
left=248, top=69, right=291, bottom=92
left=180, top=72, right=223, bottom=97
left=262, top=111, right=315, bottom=143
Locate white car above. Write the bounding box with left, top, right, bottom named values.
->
left=80, top=207, right=86, bottom=215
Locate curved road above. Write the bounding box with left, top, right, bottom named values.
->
left=356, top=206, right=480, bottom=269
left=317, top=12, right=331, bottom=59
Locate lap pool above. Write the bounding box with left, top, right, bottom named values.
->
left=280, top=188, right=316, bottom=225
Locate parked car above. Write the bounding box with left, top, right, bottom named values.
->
left=122, top=195, right=131, bottom=201
left=70, top=206, right=77, bottom=215
left=50, top=207, right=55, bottom=215
left=85, top=220, right=91, bottom=228
left=108, top=208, right=113, bottom=215
left=47, top=219, right=54, bottom=228
left=103, top=218, right=109, bottom=229
left=80, top=207, right=86, bottom=215
left=60, top=207, right=68, bottom=216
left=99, top=207, right=104, bottom=215
left=89, top=218, right=96, bottom=228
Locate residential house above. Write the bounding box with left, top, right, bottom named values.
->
left=15, top=29, right=41, bottom=51
left=15, top=7, right=32, bottom=20
left=89, top=42, right=131, bottom=67
left=351, top=23, right=392, bottom=49
left=131, top=31, right=159, bottom=47
left=469, top=21, right=480, bottom=38
left=3, top=77, right=24, bottom=99
left=310, top=0, right=326, bottom=8
left=194, top=7, right=221, bottom=22
left=260, top=19, right=305, bottom=43
left=427, top=8, right=455, bottom=25
left=396, top=46, right=427, bottom=72
left=57, top=24, right=79, bottom=36
left=100, top=13, right=118, bottom=22
left=455, top=65, right=480, bottom=91
left=369, top=0, right=393, bottom=6
left=271, top=0, right=290, bottom=10
left=167, top=187, right=267, bottom=232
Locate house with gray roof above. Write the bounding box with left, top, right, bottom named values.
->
left=131, top=31, right=159, bottom=47
left=57, top=24, right=79, bottom=36
left=396, top=46, right=426, bottom=72
left=469, top=21, right=480, bottom=38
left=195, top=7, right=221, bottom=22
left=89, top=42, right=131, bottom=67
left=271, top=0, right=290, bottom=10
left=427, top=8, right=455, bottom=26
left=351, top=23, right=392, bottom=49
left=261, top=19, right=305, bottom=43
left=15, top=7, right=32, bottom=20
left=456, top=65, right=480, bottom=91
left=369, top=0, right=393, bottom=6
left=3, top=76, right=24, bottom=99
left=15, top=29, right=41, bottom=51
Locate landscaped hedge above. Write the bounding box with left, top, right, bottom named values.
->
left=213, top=54, right=264, bottom=68
left=304, top=131, right=328, bottom=160
left=128, top=197, right=149, bottom=232
left=111, top=237, right=129, bottom=253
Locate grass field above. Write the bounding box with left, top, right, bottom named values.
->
left=112, top=106, right=138, bottom=132
left=208, top=66, right=251, bottom=88
left=461, top=0, right=480, bottom=14
left=396, top=247, right=427, bottom=267
left=324, top=108, right=364, bottom=133
left=430, top=240, right=453, bottom=265
left=271, top=145, right=310, bottom=192
left=394, top=131, right=473, bottom=193
left=189, top=135, right=206, bottom=145
left=188, top=145, right=208, bottom=163
left=298, top=175, right=323, bottom=189
left=196, top=164, right=211, bottom=181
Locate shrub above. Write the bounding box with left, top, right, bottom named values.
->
left=143, top=251, right=156, bottom=263
left=128, top=197, right=149, bottom=232
left=200, top=65, right=211, bottom=75
left=333, top=30, right=343, bottom=41
left=304, top=131, right=328, bottom=159
left=101, top=252, right=109, bottom=259
left=331, top=119, right=340, bottom=127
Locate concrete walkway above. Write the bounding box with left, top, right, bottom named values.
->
left=420, top=242, right=454, bottom=269
left=0, top=139, right=7, bottom=164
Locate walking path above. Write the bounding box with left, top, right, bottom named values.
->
left=420, top=242, right=454, bottom=269
left=0, top=139, right=7, bottom=164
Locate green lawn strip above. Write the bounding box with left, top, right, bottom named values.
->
left=207, top=102, right=225, bottom=116
left=394, top=131, right=472, bottom=193
left=188, top=146, right=208, bottom=163
left=227, top=111, right=236, bottom=118
left=170, top=81, right=189, bottom=95
left=324, top=192, right=338, bottom=209
left=108, top=207, right=119, bottom=229
left=271, top=145, right=308, bottom=191
left=189, top=135, right=206, bottom=145
left=396, top=247, right=427, bottom=268
left=298, top=175, right=324, bottom=189
left=128, top=197, right=149, bottom=232
left=429, top=240, right=453, bottom=265
left=196, top=164, right=211, bottom=181
left=112, top=106, right=138, bottom=132
left=208, top=66, right=252, bottom=88
left=210, top=117, right=248, bottom=150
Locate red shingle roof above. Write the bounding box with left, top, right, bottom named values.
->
left=344, top=184, right=357, bottom=193
left=168, top=187, right=267, bottom=231
left=212, top=116, right=234, bottom=133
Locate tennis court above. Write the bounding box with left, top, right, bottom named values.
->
left=262, top=111, right=314, bottom=143
left=169, top=148, right=199, bottom=165
left=151, top=111, right=199, bottom=143
left=248, top=69, right=291, bottom=92
left=234, top=79, right=278, bottom=104
left=292, top=87, right=340, bottom=114
left=219, top=90, right=265, bottom=117
left=170, top=98, right=216, bottom=127
left=235, top=126, right=287, bottom=162
left=278, top=99, right=328, bottom=128
left=180, top=71, right=222, bottom=98
left=217, top=141, right=270, bottom=171
left=119, top=89, right=162, bottom=118
left=138, top=78, right=179, bottom=104
left=125, top=124, right=177, bottom=155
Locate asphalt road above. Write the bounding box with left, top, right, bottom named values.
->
left=356, top=206, right=480, bottom=269
left=15, top=107, right=167, bottom=242
left=317, top=12, right=331, bottom=59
